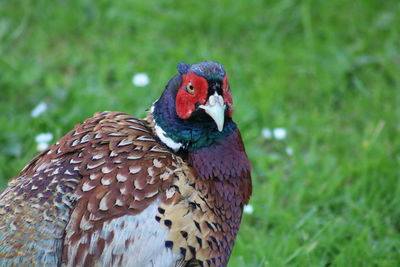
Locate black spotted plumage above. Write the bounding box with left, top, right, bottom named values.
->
left=0, top=61, right=252, bottom=267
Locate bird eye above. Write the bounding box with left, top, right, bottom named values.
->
left=186, top=82, right=195, bottom=94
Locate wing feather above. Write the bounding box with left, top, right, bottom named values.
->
left=0, top=111, right=180, bottom=266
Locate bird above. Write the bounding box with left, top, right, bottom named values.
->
left=0, top=61, right=252, bottom=267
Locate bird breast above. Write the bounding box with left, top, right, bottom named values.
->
left=62, top=199, right=181, bottom=267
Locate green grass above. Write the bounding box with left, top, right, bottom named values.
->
left=1, top=0, right=399, bottom=266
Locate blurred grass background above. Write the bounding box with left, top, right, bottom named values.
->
left=0, top=0, right=399, bottom=266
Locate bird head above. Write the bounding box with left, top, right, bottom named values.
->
left=174, top=61, right=233, bottom=131
left=152, top=61, right=237, bottom=150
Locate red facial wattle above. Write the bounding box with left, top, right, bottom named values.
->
left=222, top=75, right=233, bottom=117
left=176, top=72, right=208, bottom=119
left=176, top=73, right=234, bottom=120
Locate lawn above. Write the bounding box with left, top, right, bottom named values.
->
left=0, top=0, right=399, bottom=266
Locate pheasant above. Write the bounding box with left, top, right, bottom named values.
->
left=0, top=61, right=252, bottom=267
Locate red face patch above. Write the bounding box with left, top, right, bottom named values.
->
left=222, top=75, right=234, bottom=117
left=176, top=72, right=209, bottom=119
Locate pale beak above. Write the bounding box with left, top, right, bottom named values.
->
left=199, top=92, right=226, bottom=132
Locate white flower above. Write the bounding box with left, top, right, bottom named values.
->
left=286, top=147, right=294, bottom=155
left=36, top=142, right=49, bottom=152
left=273, top=128, right=287, bottom=140
left=243, top=204, right=254, bottom=214
left=261, top=128, right=272, bottom=139
left=35, top=133, right=53, bottom=143
left=132, top=73, right=150, bottom=87
left=31, top=102, right=48, bottom=118
left=35, top=133, right=53, bottom=152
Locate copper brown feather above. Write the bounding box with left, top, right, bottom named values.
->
left=0, top=111, right=250, bottom=266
